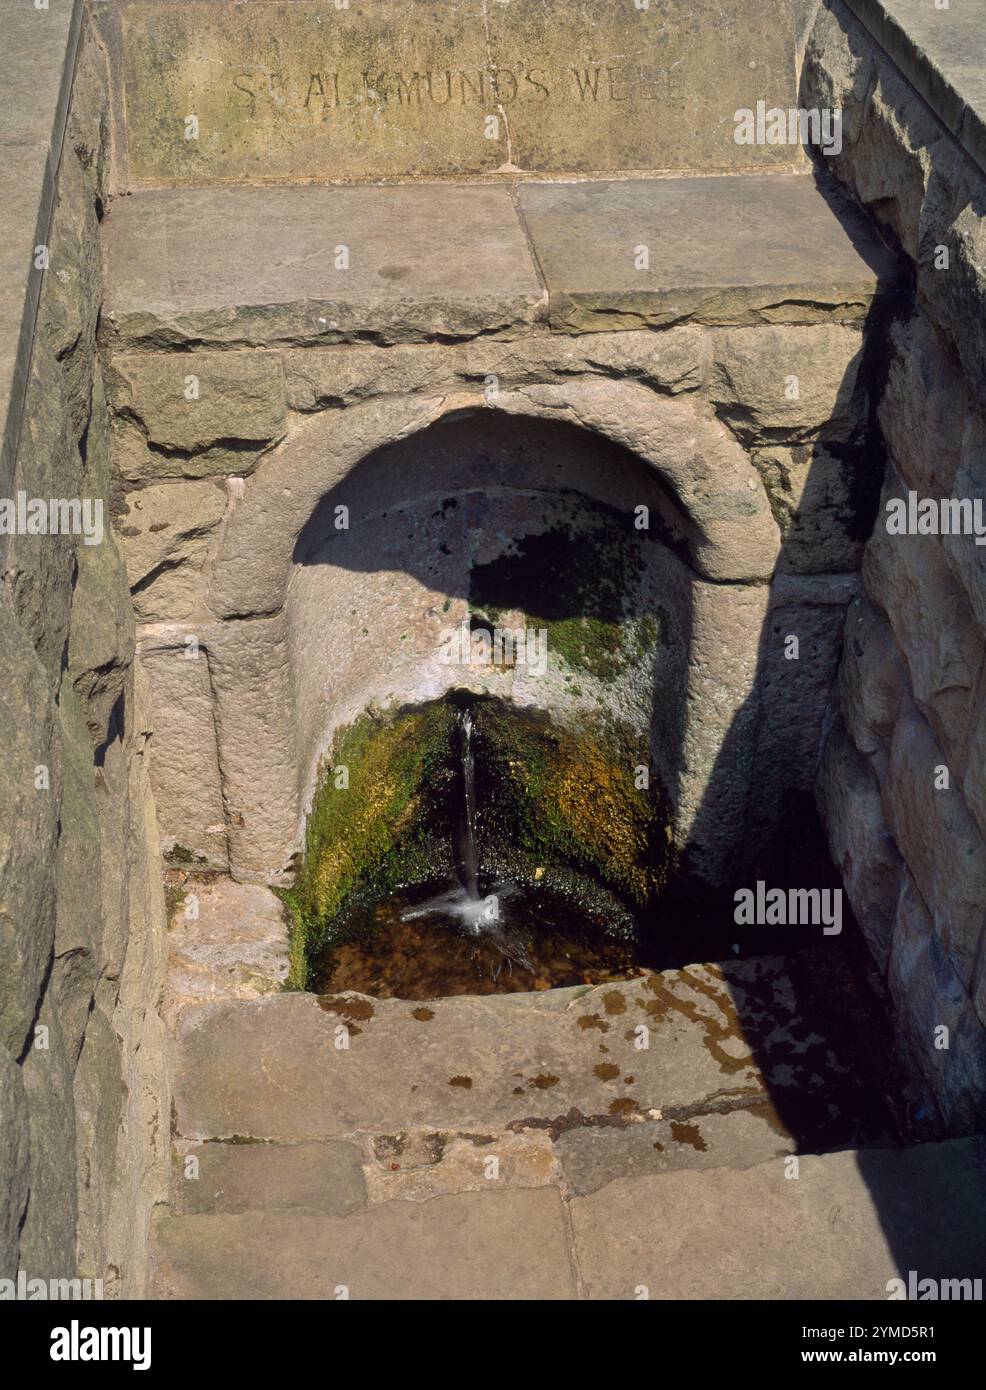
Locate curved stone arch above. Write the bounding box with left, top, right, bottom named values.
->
left=207, top=377, right=779, bottom=621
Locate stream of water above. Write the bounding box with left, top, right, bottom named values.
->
left=400, top=706, right=536, bottom=971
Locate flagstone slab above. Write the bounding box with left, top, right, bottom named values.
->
left=153, top=1188, right=576, bottom=1299
left=569, top=1138, right=986, bottom=1299
left=102, top=183, right=545, bottom=348
left=518, top=174, right=898, bottom=332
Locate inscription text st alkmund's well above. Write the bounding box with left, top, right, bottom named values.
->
left=117, top=0, right=797, bottom=182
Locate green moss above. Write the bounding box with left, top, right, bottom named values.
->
left=469, top=514, right=666, bottom=683
left=472, top=701, right=673, bottom=919
left=164, top=881, right=187, bottom=924
left=279, top=703, right=457, bottom=989
left=168, top=844, right=202, bottom=866
left=282, top=695, right=675, bottom=985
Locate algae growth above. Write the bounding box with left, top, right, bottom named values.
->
left=469, top=512, right=668, bottom=683
left=279, top=702, right=457, bottom=989
left=281, top=695, right=673, bottom=989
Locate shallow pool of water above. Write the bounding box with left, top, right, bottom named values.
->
left=311, top=882, right=641, bottom=999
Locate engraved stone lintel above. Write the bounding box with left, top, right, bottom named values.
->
left=117, top=0, right=799, bottom=184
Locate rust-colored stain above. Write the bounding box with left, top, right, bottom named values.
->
left=623, top=1075, right=635, bottom=1084
left=577, top=1014, right=609, bottom=1032
left=318, top=994, right=374, bottom=1023
left=449, top=1075, right=473, bottom=1089
left=638, top=970, right=755, bottom=1076
left=653, top=1140, right=665, bottom=1152
left=608, top=1097, right=640, bottom=1117
left=670, top=1120, right=708, bottom=1152
left=594, top=1062, right=620, bottom=1081
left=528, top=1073, right=560, bottom=1090
left=602, top=990, right=627, bottom=1016
left=411, top=1007, right=434, bottom=1021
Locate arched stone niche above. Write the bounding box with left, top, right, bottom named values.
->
left=149, top=378, right=781, bottom=885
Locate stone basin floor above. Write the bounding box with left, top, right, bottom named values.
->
left=152, top=879, right=986, bottom=1299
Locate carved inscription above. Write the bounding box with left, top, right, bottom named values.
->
left=230, top=64, right=685, bottom=119
left=119, top=0, right=797, bottom=182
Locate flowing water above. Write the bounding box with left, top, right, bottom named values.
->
left=399, top=707, right=536, bottom=972
left=311, top=703, right=642, bottom=995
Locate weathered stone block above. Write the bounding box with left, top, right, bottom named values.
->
left=888, top=874, right=986, bottom=1135
left=804, top=1, right=986, bottom=404
left=710, top=324, right=865, bottom=444
left=741, top=575, right=857, bottom=866
left=138, top=628, right=228, bottom=869
left=175, top=1138, right=366, bottom=1217
left=884, top=699, right=986, bottom=993
left=4, top=344, right=79, bottom=685
left=19, top=1000, right=78, bottom=1279
left=878, top=310, right=968, bottom=498
left=282, top=329, right=710, bottom=415
left=102, top=184, right=545, bottom=349
left=672, top=580, right=771, bottom=885
left=925, top=176, right=986, bottom=407
left=816, top=714, right=904, bottom=975
left=958, top=660, right=986, bottom=849
left=754, top=444, right=869, bottom=575
left=800, top=0, right=877, bottom=159
left=864, top=468, right=981, bottom=764
left=72, top=1004, right=122, bottom=1285
left=940, top=408, right=986, bottom=636
left=162, top=880, right=289, bottom=1037
left=50, top=681, right=103, bottom=1067
left=206, top=616, right=301, bottom=880
left=38, top=147, right=101, bottom=447
left=0, top=592, right=58, bottom=1059
left=518, top=175, right=894, bottom=333
left=106, top=351, right=287, bottom=480
left=838, top=594, right=906, bottom=773
left=115, top=0, right=796, bottom=184
left=116, top=479, right=226, bottom=622
left=67, top=525, right=135, bottom=748
left=0, top=1050, right=30, bottom=1279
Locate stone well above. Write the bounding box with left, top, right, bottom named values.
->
left=5, top=0, right=986, bottom=1296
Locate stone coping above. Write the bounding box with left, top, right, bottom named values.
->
left=102, top=173, right=897, bottom=349
left=0, top=0, right=83, bottom=495
left=844, top=0, right=986, bottom=175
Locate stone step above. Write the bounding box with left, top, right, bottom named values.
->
left=572, top=1137, right=986, bottom=1301
left=102, top=174, right=896, bottom=350
left=172, top=952, right=897, bottom=1150
left=172, top=1102, right=796, bottom=1221
left=153, top=1137, right=986, bottom=1300
left=154, top=1188, right=578, bottom=1301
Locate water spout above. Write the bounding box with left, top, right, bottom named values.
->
left=399, top=702, right=533, bottom=973
left=456, top=708, right=480, bottom=899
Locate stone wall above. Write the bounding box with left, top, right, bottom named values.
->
left=0, top=12, right=169, bottom=1295
left=107, top=314, right=878, bottom=894
left=805, top=0, right=986, bottom=1133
